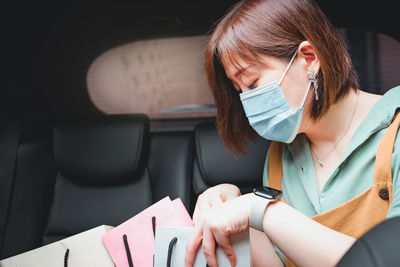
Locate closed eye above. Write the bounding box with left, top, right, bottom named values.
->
left=248, top=80, right=258, bottom=90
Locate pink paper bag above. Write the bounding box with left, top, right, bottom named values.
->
left=102, top=197, right=193, bottom=267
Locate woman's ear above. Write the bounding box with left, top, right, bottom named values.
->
left=298, top=41, right=321, bottom=74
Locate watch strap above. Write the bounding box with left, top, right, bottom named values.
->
left=249, top=194, right=273, bottom=231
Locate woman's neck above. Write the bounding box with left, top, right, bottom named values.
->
left=302, top=89, right=380, bottom=148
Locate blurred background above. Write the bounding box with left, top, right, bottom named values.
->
left=2, top=0, right=400, bottom=130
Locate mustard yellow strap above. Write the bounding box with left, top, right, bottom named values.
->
left=268, top=142, right=284, bottom=191
left=373, top=111, right=400, bottom=184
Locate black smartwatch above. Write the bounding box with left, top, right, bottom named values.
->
left=249, top=186, right=282, bottom=231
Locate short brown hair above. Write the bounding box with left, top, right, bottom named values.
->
left=205, top=0, right=359, bottom=155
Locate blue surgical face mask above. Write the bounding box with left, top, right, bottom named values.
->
left=239, top=51, right=311, bottom=143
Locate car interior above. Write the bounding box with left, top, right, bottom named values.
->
left=1, top=0, right=400, bottom=264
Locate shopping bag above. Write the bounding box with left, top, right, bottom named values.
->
left=0, top=225, right=114, bottom=267
left=154, top=227, right=251, bottom=267
left=102, top=196, right=193, bottom=267
left=154, top=227, right=207, bottom=267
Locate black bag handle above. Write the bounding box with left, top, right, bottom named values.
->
left=64, top=249, right=70, bottom=267
left=165, top=237, right=209, bottom=267
left=123, top=234, right=134, bottom=267
left=166, top=237, right=178, bottom=267
left=152, top=216, right=156, bottom=239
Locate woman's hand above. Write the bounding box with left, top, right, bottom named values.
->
left=192, top=184, right=241, bottom=223
left=185, top=193, right=252, bottom=267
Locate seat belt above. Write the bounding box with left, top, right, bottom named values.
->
left=0, top=120, right=20, bottom=255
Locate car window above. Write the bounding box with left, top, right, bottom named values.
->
left=87, top=30, right=400, bottom=120
left=87, top=35, right=216, bottom=119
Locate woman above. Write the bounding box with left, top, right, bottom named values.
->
left=184, top=0, right=400, bottom=266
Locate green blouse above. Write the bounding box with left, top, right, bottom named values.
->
left=263, top=86, right=400, bottom=219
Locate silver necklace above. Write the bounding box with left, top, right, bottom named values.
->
left=311, top=91, right=359, bottom=168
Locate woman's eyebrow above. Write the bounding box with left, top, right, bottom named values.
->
left=233, top=67, right=248, bottom=78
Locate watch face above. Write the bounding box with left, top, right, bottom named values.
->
left=254, top=186, right=282, bottom=199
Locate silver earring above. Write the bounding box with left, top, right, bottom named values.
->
left=308, top=69, right=319, bottom=101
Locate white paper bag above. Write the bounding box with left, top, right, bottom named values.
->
left=215, top=229, right=251, bottom=266
left=0, top=225, right=115, bottom=267
left=154, top=227, right=251, bottom=267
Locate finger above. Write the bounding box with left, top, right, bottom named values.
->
left=217, top=184, right=241, bottom=200
left=207, top=192, right=224, bottom=207
left=192, top=203, right=200, bottom=223
left=203, top=226, right=218, bottom=267
left=192, top=200, right=207, bottom=223
left=184, top=226, right=203, bottom=267
left=213, top=230, right=236, bottom=267
left=193, top=193, right=223, bottom=223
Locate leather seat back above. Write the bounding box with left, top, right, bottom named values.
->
left=43, top=114, right=152, bottom=244
left=0, top=117, right=56, bottom=259
left=148, top=131, right=194, bottom=211
left=192, top=120, right=269, bottom=211
left=1, top=141, right=56, bottom=258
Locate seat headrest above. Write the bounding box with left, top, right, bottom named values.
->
left=53, top=115, right=149, bottom=183
left=194, top=121, right=269, bottom=187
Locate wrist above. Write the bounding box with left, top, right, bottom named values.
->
left=249, top=187, right=282, bottom=232
left=261, top=199, right=281, bottom=232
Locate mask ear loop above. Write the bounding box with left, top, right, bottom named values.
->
left=277, top=49, right=312, bottom=109
left=278, top=50, right=298, bottom=85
